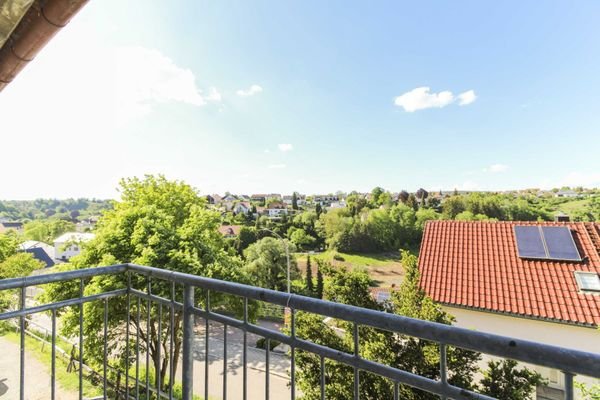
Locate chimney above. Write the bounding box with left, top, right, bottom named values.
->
left=555, top=212, right=570, bottom=222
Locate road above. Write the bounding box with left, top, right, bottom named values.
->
left=180, top=320, right=292, bottom=400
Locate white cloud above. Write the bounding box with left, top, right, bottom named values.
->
left=268, top=164, right=286, bottom=169
left=278, top=143, right=293, bottom=152
left=116, top=46, right=220, bottom=123
left=393, top=87, right=476, bottom=112
left=205, top=87, right=222, bottom=102
left=484, top=164, right=509, bottom=173
left=236, top=84, right=263, bottom=97
left=560, top=172, right=600, bottom=188
left=457, top=90, right=477, bottom=106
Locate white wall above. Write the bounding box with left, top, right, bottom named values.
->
left=444, top=306, right=600, bottom=399
left=54, top=242, right=82, bottom=261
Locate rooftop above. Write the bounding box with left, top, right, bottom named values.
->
left=419, top=220, right=600, bottom=326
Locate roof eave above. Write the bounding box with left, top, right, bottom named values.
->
left=0, top=0, right=89, bottom=92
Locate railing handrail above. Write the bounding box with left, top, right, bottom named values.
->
left=1, top=262, right=599, bottom=381
left=127, top=263, right=600, bottom=378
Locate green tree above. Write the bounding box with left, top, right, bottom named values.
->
left=398, top=190, right=409, bottom=204
left=346, top=193, right=368, bottom=216
left=390, top=251, right=480, bottom=398
left=293, top=254, right=480, bottom=400
left=244, top=237, right=299, bottom=292
left=40, top=175, right=249, bottom=390
left=442, top=196, right=466, bottom=218
left=24, top=219, right=75, bottom=243
left=370, top=186, right=385, bottom=206
left=406, top=194, right=419, bottom=211
left=480, top=359, right=545, bottom=400
left=415, top=188, right=429, bottom=208
left=315, top=203, right=323, bottom=218
left=315, top=260, right=324, bottom=299
left=290, top=228, right=316, bottom=250
left=305, top=255, right=314, bottom=295
left=0, top=253, right=43, bottom=309
left=0, top=231, right=19, bottom=262
left=575, top=381, right=600, bottom=400
left=235, top=226, right=258, bottom=255
left=292, top=192, right=299, bottom=210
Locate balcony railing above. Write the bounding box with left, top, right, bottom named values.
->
left=0, top=263, right=599, bottom=400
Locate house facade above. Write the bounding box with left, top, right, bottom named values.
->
left=54, top=232, right=95, bottom=261
left=418, top=220, right=600, bottom=399
left=233, top=201, right=252, bottom=215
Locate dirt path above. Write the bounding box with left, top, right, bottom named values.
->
left=0, top=336, right=77, bottom=400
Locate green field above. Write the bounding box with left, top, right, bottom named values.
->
left=296, top=250, right=405, bottom=287
left=553, top=198, right=592, bottom=215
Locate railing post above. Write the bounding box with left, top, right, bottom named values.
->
left=564, top=372, right=574, bottom=400
left=182, top=285, right=195, bottom=400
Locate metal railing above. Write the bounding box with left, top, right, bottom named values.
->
left=0, top=263, right=599, bottom=400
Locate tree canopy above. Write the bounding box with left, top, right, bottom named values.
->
left=40, top=175, right=249, bottom=389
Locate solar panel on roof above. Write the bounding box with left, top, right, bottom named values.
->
left=514, top=226, right=547, bottom=259
left=541, top=226, right=581, bottom=261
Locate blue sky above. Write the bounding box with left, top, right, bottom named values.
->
left=1, top=1, right=599, bottom=199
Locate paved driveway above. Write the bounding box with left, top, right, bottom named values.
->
left=0, top=336, right=76, bottom=400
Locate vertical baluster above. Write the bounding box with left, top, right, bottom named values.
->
left=182, top=285, right=195, bottom=400
left=79, top=279, right=83, bottom=400
left=51, top=308, right=56, bottom=400
left=146, top=278, right=151, bottom=399
left=353, top=323, right=359, bottom=400
left=439, top=343, right=447, bottom=400
left=157, top=303, right=162, bottom=397
left=243, top=298, right=248, bottom=400
left=19, top=286, right=25, bottom=400
left=393, top=382, right=399, bottom=400
left=136, top=296, right=141, bottom=400
left=125, top=272, right=131, bottom=399
left=290, top=309, right=296, bottom=400
left=265, top=338, right=270, bottom=400
left=169, top=282, right=175, bottom=400
left=564, top=372, right=574, bottom=400
left=320, top=355, right=325, bottom=400
left=204, top=291, right=210, bottom=400
left=103, top=298, right=108, bottom=399
left=223, top=323, right=228, bottom=400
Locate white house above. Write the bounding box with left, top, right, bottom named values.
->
left=555, top=190, right=579, bottom=198
left=419, top=220, right=600, bottom=400
left=54, top=232, right=95, bottom=261
left=313, top=194, right=339, bottom=206
left=233, top=201, right=252, bottom=215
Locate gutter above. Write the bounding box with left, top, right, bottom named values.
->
left=0, top=0, right=88, bottom=92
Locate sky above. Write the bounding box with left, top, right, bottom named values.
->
left=1, top=1, right=599, bottom=199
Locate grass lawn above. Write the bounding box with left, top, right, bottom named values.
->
left=296, top=250, right=405, bottom=287
left=554, top=198, right=591, bottom=215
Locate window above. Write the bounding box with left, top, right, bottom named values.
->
left=574, top=271, right=600, bottom=292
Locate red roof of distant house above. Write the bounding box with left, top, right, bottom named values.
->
left=218, top=225, right=242, bottom=236
left=418, top=220, right=600, bottom=326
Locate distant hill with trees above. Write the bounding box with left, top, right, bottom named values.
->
left=0, top=198, right=112, bottom=222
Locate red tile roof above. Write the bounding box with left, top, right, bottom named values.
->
left=218, top=225, right=242, bottom=236
left=418, top=220, right=600, bottom=326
